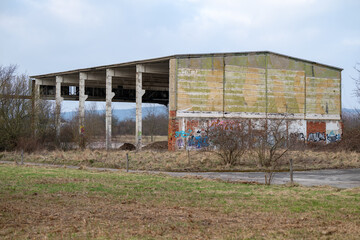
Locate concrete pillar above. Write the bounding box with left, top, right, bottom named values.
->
left=136, top=64, right=145, bottom=150
left=168, top=59, right=177, bottom=151
left=106, top=69, right=115, bottom=150
left=79, top=72, right=88, bottom=148
left=32, top=79, right=40, bottom=137
left=55, top=76, right=64, bottom=139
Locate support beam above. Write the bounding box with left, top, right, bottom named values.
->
left=79, top=72, right=88, bottom=149
left=142, top=63, right=169, bottom=74
left=106, top=69, right=115, bottom=150
left=136, top=64, right=145, bottom=150
left=62, top=73, right=105, bottom=82
left=55, top=76, right=64, bottom=140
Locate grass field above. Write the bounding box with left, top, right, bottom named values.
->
left=0, top=164, right=360, bottom=239
left=1, top=148, right=360, bottom=172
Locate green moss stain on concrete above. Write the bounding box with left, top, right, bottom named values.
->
left=175, top=53, right=341, bottom=116
left=314, top=65, right=340, bottom=79
left=225, top=56, right=248, bottom=66
left=177, top=56, right=224, bottom=111
left=224, top=59, right=266, bottom=113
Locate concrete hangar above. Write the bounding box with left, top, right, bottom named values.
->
left=30, top=51, right=342, bottom=150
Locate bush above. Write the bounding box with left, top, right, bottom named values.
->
left=250, top=118, right=293, bottom=185
left=339, top=111, right=360, bottom=152
left=207, top=120, right=249, bottom=166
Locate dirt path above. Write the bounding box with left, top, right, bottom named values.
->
left=1, top=160, right=359, bottom=188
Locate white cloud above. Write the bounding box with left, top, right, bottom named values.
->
left=342, top=38, right=360, bottom=46
left=184, top=0, right=330, bottom=28
left=25, top=0, right=103, bottom=26
left=0, top=15, right=26, bottom=35
left=170, top=0, right=342, bottom=54
left=198, top=8, right=253, bottom=27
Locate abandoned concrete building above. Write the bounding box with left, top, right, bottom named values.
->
left=30, top=51, right=342, bottom=150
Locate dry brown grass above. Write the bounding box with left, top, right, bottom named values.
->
left=2, top=191, right=359, bottom=239
left=112, top=135, right=168, bottom=145
left=1, top=164, right=360, bottom=239
left=1, top=148, right=360, bottom=172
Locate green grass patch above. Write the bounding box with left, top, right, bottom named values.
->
left=1, top=164, right=360, bottom=239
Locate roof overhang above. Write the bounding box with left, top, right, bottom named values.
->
left=30, top=51, right=342, bottom=79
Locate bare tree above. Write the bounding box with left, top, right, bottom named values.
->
left=114, top=118, right=135, bottom=136
left=0, top=65, right=32, bottom=150
left=143, top=104, right=168, bottom=142
left=354, top=63, right=360, bottom=105
left=207, top=120, right=249, bottom=166
left=60, top=103, right=118, bottom=149
left=0, top=65, right=55, bottom=151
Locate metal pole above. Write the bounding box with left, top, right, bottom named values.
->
left=289, top=159, right=293, bottom=184
left=126, top=153, right=129, bottom=172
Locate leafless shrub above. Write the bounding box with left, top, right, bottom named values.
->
left=339, top=110, right=360, bottom=152
left=207, top=120, right=249, bottom=166
left=250, top=118, right=291, bottom=185
left=114, top=118, right=135, bottom=136
left=16, top=137, right=41, bottom=153
left=59, top=123, right=76, bottom=150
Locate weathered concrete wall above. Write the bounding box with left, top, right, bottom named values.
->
left=267, top=54, right=305, bottom=115
left=177, top=57, right=224, bottom=113
left=168, top=53, right=342, bottom=150
left=171, top=118, right=343, bottom=150
left=224, top=55, right=267, bottom=113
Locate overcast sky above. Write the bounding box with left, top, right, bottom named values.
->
left=1, top=0, right=359, bottom=111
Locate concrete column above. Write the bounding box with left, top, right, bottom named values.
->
left=79, top=72, right=88, bottom=148
left=136, top=64, right=145, bottom=150
left=32, top=79, right=41, bottom=137
left=55, top=76, right=64, bottom=139
left=106, top=69, right=115, bottom=150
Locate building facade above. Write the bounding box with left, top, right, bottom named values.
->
left=30, top=51, right=342, bottom=151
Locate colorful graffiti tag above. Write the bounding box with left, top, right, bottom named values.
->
left=188, top=136, right=209, bottom=149
left=326, top=130, right=341, bottom=143
left=176, top=138, right=185, bottom=148
left=307, top=132, right=326, bottom=142
left=175, top=129, right=192, bottom=138
left=174, top=127, right=209, bottom=149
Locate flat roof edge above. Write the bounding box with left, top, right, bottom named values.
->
left=30, top=56, right=173, bottom=78
left=172, top=51, right=343, bottom=71
left=30, top=51, right=342, bottom=78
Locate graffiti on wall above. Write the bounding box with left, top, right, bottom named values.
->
left=176, top=138, right=185, bottom=148
left=209, top=119, right=241, bottom=130
left=307, top=132, right=326, bottom=142
left=290, top=132, right=306, bottom=142
left=174, top=126, right=209, bottom=149
left=175, top=129, right=192, bottom=138
left=326, top=130, right=341, bottom=143
left=172, top=118, right=342, bottom=150
left=299, top=133, right=305, bottom=141
left=188, top=135, right=209, bottom=148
